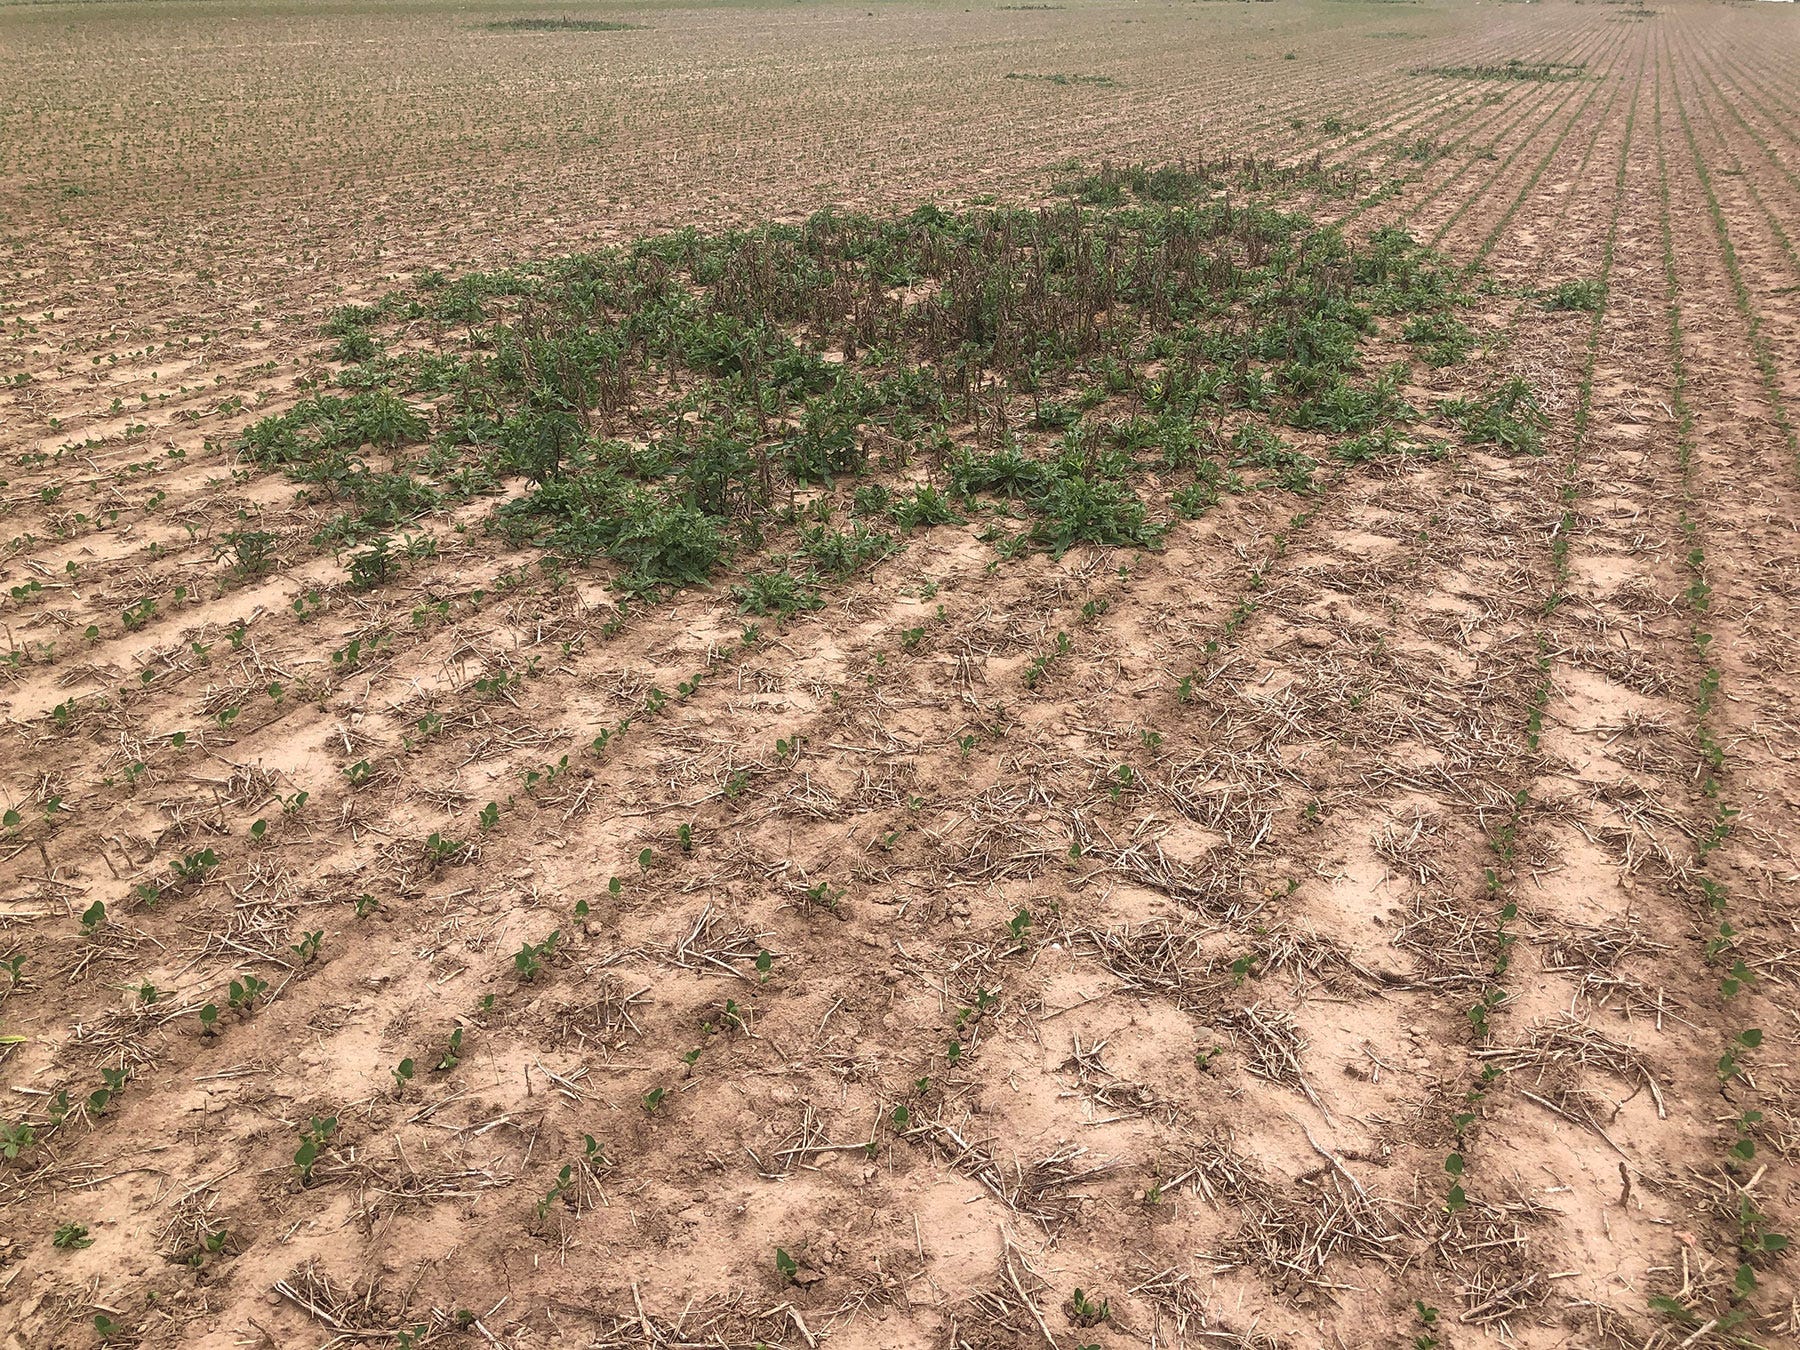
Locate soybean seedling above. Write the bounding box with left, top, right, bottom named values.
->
left=1721, top=958, right=1755, bottom=1000
left=1069, top=1289, right=1111, bottom=1328
left=536, top=1164, right=575, bottom=1224
left=1444, top=1158, right=1468, bottom=1214
left=86, top=1069, right=128, bottom=1118
left=1413, top=1302, right=1441, bottom=1350
left=170, top=848, right=218, bottom=887
left=293, top=1116, right=337, bottom=1184
left=1729, top=1110, right=1763, bottom=1167
left=423, top=832, right=462, bottom=865
left=582, top=1134, right=609, bottom=1173
left=436, top=1027, right=464, bottom=1072
left=188, top=1228, right=229, bottom=1267
left=513, top=931, right=560, bottom=981
left=1719, top=1029, right=1764, bottom=1084
left=803, top=881, right=843, bottom=914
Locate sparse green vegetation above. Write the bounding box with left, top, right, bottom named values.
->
left=1421, top=59, right=1585, bottom=82
left=484, top=17, right=641, bottom=32
left=3, top=9, right=1794, bottom=1346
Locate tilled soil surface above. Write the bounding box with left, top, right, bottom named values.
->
left=3, top=3, right=1799, bottom=1349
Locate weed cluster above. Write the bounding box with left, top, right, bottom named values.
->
left=483, top=18, right=641, bottom=32
left=237, top=179, right=1474, bottom=612
left=1421, top=59, right=1585, bottom=82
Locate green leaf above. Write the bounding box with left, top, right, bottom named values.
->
left=1648, top=1294, right=1695, bottom=1324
